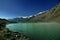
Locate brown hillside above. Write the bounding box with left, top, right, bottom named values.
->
left=28, top=3, right=60, bottom=22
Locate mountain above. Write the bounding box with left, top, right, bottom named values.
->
left=8, top=17, right=29, bottom=23
left=28, top=3, right=60, bottom=22
left=8, top=3, right=60, bottom=23
left=0, top=18, right=9, bottom=24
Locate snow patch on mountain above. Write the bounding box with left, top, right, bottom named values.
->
left=34, top=11, right=46, bottom=16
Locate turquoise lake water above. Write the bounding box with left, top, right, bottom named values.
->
left=6, top=23, right=60, bottom=40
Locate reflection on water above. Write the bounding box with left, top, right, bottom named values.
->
left=6, top=23, right=60, bottom=40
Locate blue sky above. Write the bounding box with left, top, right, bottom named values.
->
left=0, top=0, right=60, bottom=19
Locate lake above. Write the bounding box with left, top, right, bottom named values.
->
left=6, top=23, right=60, bottom=40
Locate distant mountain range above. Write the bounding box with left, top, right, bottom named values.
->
left=8, top=3, right=60, bottom=23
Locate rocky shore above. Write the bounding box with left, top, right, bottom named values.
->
left=0, top=18, right=30, bottom=40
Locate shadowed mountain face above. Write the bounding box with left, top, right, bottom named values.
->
left=28, top=3, right=60, bottom=22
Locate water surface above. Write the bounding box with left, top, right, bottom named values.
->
left=6, top=23, right=60, bottom=40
